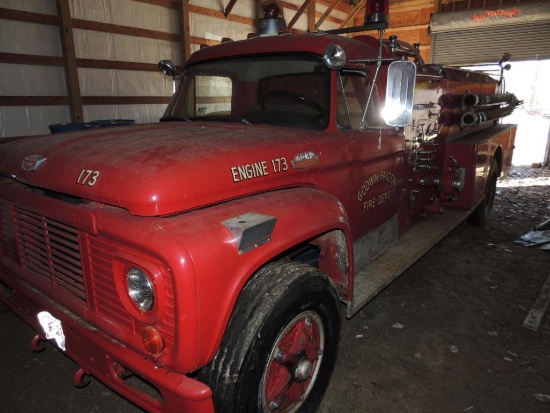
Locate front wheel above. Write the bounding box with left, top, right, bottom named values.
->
left=198, top=263, right=341, bottom=413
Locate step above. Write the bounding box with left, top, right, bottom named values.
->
left=347, top=208, right=471, bottom=317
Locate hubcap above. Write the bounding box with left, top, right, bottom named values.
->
left=261, top=311, right=325, bottom=412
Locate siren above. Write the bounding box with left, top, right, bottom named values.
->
left=364, top=0, right=389, bottom=25
left=257, top=0, right=287, bottom=36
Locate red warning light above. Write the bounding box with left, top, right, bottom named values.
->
left=364, top=0, right=388, bottom=24
left=263, top=2, right=281, bottom=18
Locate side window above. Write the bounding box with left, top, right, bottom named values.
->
left=336, top=71, right=382, bottom=129
left=187, top=75, right=232, bottom=116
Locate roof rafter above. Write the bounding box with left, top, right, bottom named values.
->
left=224, top=0, right=239, bottom=17
left=315, top=0, right=340, bottom=30
left=287, top=0, right=314, bottom=29
left=339, top=0, right=365, bottom=29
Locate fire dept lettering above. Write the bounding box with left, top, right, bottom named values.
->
left=357, top=170, right=396, bottom=212
left=231, top=157, right=288, bottom=183
left=357, top=170, right=396, bottom=202
left=363, top=190, right=392, bottom=212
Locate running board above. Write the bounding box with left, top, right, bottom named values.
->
left=347, top=208, right=471, bottom=318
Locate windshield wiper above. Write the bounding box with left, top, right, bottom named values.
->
left=160, top=115, right=189, bottom=122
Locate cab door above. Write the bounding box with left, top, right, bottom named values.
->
left=335, top=70, right=406, bottom=241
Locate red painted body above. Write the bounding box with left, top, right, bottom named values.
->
left=0, top=29, right=515, bottom=412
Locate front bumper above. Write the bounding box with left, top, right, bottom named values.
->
left=0, top=268, right=214, bottom=413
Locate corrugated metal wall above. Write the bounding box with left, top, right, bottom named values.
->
left=430, top=2, right=550, bottom=65
left=432, top=22, right=550, bottom=65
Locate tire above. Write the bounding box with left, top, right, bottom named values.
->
left=198, top=262, right=341, bottom=413
left=467, top=158, right=499, bottom=226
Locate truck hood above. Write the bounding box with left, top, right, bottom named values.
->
left=0, top=123, right=322, bottom=216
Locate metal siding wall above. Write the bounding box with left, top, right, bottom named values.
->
left=432, top=22, right=550, bottom=65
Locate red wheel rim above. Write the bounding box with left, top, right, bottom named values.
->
left=260, top=311, right=325, bottom=412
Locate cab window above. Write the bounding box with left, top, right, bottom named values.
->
left=336, top=71, right=383, bottom=129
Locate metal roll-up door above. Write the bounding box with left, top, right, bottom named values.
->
left=430, top=2, right=550, bottom=65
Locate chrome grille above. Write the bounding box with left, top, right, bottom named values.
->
left=14, top=208, right=86, bottom=302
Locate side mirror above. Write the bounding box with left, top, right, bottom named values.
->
left=158, top=60, right=178, bottom=77
left=383, top=60, right=416, bottom=127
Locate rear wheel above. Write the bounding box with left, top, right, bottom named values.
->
left=468, top=158, right=499, bottom=225
left=198, top=262, right=341, bottom=413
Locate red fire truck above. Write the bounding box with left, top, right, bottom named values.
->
left=0, top=2, right=518, bottom=412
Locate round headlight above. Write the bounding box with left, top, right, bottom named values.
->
left=126, top=267, right=154, bottom=312
left=323, top=44, right=346, bottom=70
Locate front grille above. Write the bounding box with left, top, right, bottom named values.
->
left=0, top=203, right=17, bottom=261
left=14, top=208, right=87, bottom=302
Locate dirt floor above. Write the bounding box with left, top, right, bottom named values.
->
left=1, top=166, right=549, bottom=413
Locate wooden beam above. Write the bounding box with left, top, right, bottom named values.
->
left=178, top=0, right=192, bottom=62
left=0, top=96, right=70, bottom=106
left=224, top=0, right=239, bottom=17
left=191, top=37, right=220, bottom=47
left=0, top=96, right=172, bottom=106
left=81, top=96, right=172, bottom=105
left=339, top=0, right=365, bottom=29
left=0, top=7, right=58, bottom=26
left=315, top=0, right=340, bottom=30
left=312, top=0, right=350, bottom=15
left=0, top=52, right=63, bottom=67
left=287, top=0, right=314, bottom=30
left=56, top=0, right=83, bottom=122
left=77, top=59, right=163, bottom=72
left=523, top=273, right=550, bottom=331
left=72, top=19, right=179, bottom=41
left=132, top=0, right=179, bottom=9
left=0, top=52, right=182, bottom=72
left=308, top=0, right=316, bottom=32
left=188, top=4, right=254, bottom=26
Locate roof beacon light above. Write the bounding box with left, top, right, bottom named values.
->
left=364, top=0, right=388, bottom=25
left=258, top=0, right=286, bottom=36
left=323, top=44, right=346, bottom=70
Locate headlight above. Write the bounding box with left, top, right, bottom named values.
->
left=126, top=267, right=155, bottom=312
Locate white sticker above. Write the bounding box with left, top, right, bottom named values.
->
left=37, top=311, right=66, bottom=351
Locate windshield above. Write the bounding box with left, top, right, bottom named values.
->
left=163, top=55, right=329, bottom=130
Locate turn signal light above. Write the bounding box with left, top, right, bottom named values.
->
left=142, top=325, right=165, bottom=355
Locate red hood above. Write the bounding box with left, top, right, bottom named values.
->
left=0, top=123, right=322, bottom=216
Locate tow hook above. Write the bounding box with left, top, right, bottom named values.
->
left=30, top=334, right=45, bottom=352
left=74, top=367, right=91, bottom=388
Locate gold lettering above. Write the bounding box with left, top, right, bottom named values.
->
left=231, top=161, right=270, bottom=183
left=231, top=167, right=240, bottom=182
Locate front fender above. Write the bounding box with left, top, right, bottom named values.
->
left=181, top=187, right=351, bottom=370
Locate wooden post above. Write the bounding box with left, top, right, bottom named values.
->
left=308, top=0, right=316, bottom=32
left=178, top=0, right=192, bottom=62
left=56, top=0, right=83, bottom=122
